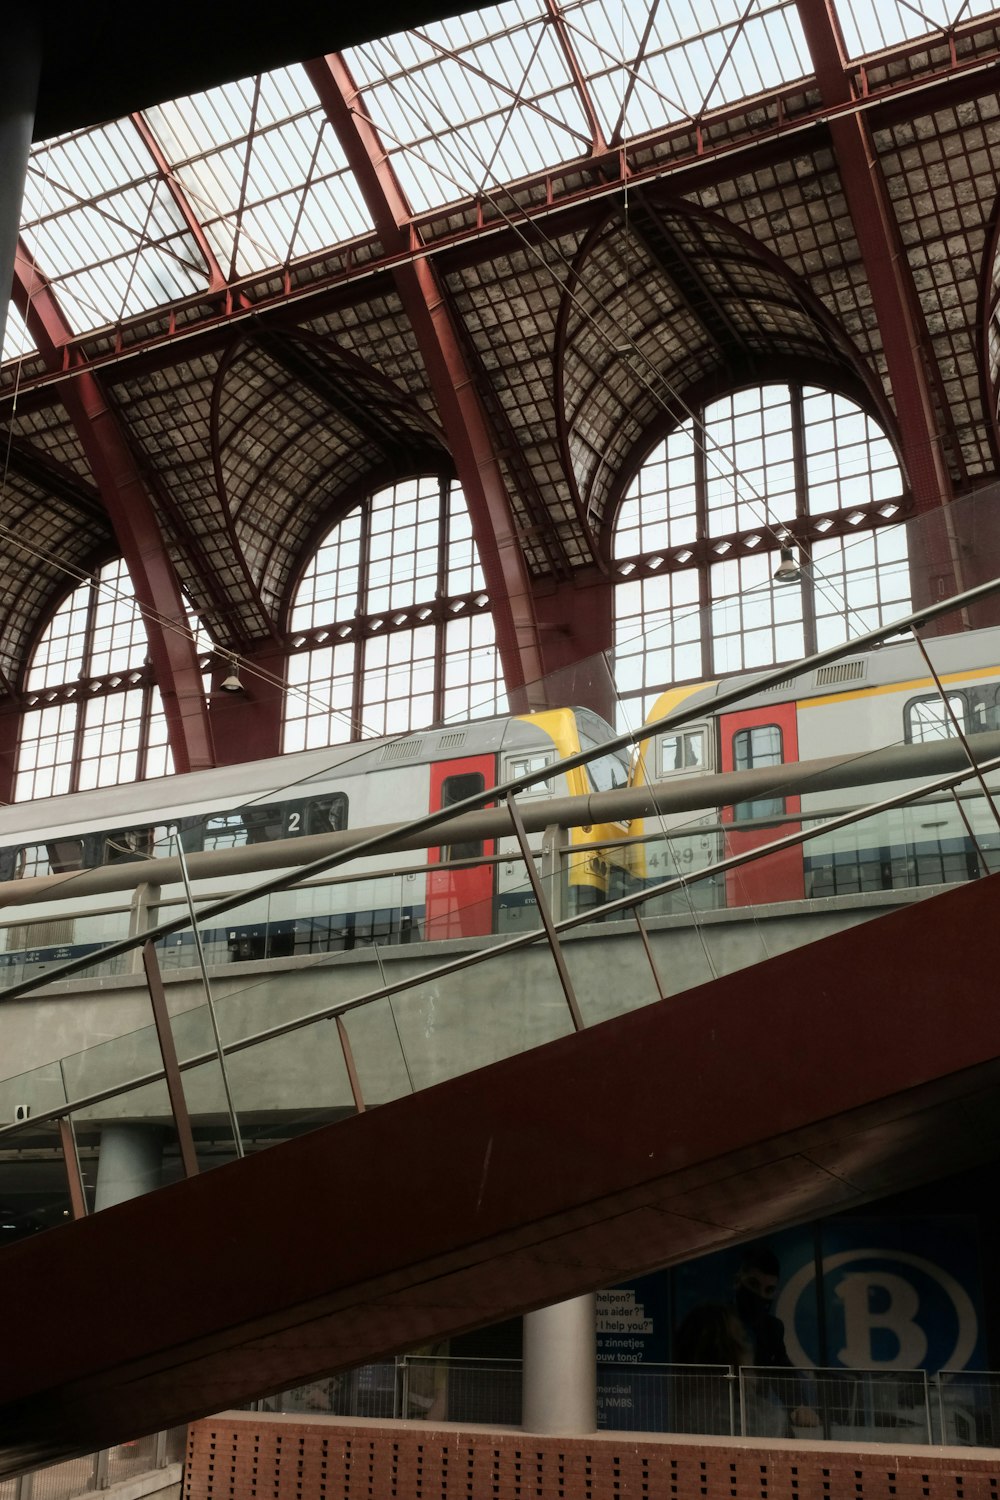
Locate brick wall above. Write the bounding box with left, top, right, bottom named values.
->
left=184, top=1414, right=1000, bottom=1499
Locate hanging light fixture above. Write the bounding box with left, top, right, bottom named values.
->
left=773, top=535, right=802, bottom=585
left=219, top=657, right=244, bottom=693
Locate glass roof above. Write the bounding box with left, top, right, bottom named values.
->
left=143, top=66, right=373, bottom=279
left=836, top=0, right=1000, bottom=59
left=5, top=0, right=1000, bottom=357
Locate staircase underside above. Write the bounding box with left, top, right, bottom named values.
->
left=2, top=876, right=999, bottom=1475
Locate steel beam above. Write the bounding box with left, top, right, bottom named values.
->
left=794, top=0, right=963, bottom=605
left=2, top=437, right=105, bottom=523
left=130, top=112, right=230, bottom=294
left=544, top=0, right=608, bottom=155
left=11, top=242, right=215, bottom=773
left=305, top=54, right=547, bottom=705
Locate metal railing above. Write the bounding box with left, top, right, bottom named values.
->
left=251, top=1356, right=1000, bottom=1448
left=2, top=575, right=1000, bottom=1228
left=0, top=1429, right=184, bottom=1500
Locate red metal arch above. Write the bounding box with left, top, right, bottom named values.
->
left=11, top=240, right=215, bottom=773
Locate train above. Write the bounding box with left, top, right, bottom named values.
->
left=0, top=705, right=630, bottom=984
left=1, top=622, right=999, bottom=987
left=628, top=623, right=1000, bottom=910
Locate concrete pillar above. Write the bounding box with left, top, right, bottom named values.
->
left=521, top=1294, right=597, bottom=1433
left=0, top=17, right=41, bottom=357
left=93, top=1124, right=165, bottom=1212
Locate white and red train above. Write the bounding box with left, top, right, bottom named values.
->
left=0, top=705, right=630, bottom=983
left=629, top=623, right=1000, bottom=909
left=0, top=624, right=997, bottom=985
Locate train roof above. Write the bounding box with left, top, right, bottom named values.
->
left=661, top=622, right=1000, bottom=720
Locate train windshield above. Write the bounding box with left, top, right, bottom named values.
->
left=575, top=709, right=628, bottom=794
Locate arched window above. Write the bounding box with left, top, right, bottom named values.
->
left=15, top=560, right=207, bottom=799
left=613, top=383, right=907, bottom=716
left=284, top=475, right=505, bottom=749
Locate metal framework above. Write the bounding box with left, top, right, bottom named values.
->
left=0, top=0, right=998, bottom=789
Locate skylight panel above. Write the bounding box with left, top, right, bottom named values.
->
left=835, top=0, right=1000, bottom=59
left=563, top=0, right=809, bottom=140
left=346, top=0, right=594, bottom=214
left=144, top=64, right=375, bottom=281
left=22, top=120, right=211, bottom=333
left=2, top=303, right=36, bottom=366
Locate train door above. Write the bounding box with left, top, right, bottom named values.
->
left=719, top=701, right=804, bottom=906
left=425, top=757, right=495, bottom=939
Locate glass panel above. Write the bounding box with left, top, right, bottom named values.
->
left=562, top=900, right=663, bottom=1026
left=339, top=995, right=416, bottom=1108
left=383, top=888, right=575, bottom=1092
left=104, top=1434, right=162, bottom=1487
left=933, top=1370, right=1000, bottom=1446
left=403, top=1356, right=521, bottom=1425
left=220, top=1018, right=355, bottom=1145
left=0, top=1116, right=80, bottom=1240
left=0, top=1062, right=68, bottom=1129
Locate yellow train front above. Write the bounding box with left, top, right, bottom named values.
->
left=492, top=707, right=632, bottom=932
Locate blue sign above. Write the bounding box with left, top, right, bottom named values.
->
left=775, top=1218, right=986, bottom=1373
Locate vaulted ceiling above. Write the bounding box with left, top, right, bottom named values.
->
left=3, top=0, right=1000, bottom=708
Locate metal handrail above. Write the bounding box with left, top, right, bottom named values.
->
left=0, top=745, right=996, bottom=1140
left=2, top=569, right=1000, bottom=991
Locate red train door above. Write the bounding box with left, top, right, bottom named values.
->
left=425, top=756, right=496, bottom=939
left=719, top=701, right=803, bottom=906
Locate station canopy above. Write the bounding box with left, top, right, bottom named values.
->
left=1, top=0, right=999, bottom=685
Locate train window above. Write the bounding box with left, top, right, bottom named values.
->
left=505, top=753, right=553, bottom=795
left=658, top=729, right=707, bottom=777
left=582, top=745, right=628, bottom=794
left=150, top=825, right=175, bottom=858
left=14, top=842, right=84, bottom=879
left=440, top=773, right=485, bottom=861
left=47, top=838, right=86, bottom=873
left=965, top=686, right=1000, bottom=733
left=201, top=813, right=249, bottom=852
left=241, top=804, right=285, bottom=845
left=905, top=694, right=966, bottom=743
left=305, top=795, right=348, bottom=835
left=732, top=724, right=784, bottom=821
left=101, top=828, right=153, bottom=864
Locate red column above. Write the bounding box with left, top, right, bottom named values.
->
left=306, top=55, right=548, bottom=708
left=12, top=243, right=216, bottom=772
left=531, top=571, right=616, bottom=720
left=0, top=706, right=22, bottom=805
left=794, top=0, right=963, bottom=613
